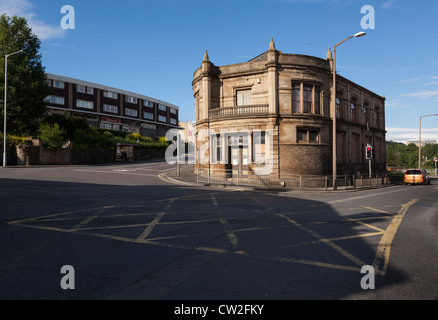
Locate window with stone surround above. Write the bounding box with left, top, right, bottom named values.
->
left=297, top=128, right=320, bottom=144
left=236, top=89, right=252, bottom=106
left=292, top=83, right=301, bottom=113
left=292, top=82, right=321, bottom=115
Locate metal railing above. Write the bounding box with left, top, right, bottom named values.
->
left=209, top=104, right=269, bottom=119
left=196, top=168, right=389, bottom=190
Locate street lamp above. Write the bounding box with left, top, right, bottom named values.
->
left=331, top=32, right=366, bottom=189
left=3, top=50, right=23, bottom=167
left=418, top=114, right=438, bottom=169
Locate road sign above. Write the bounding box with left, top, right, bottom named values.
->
left=434, top=157, right=438, bottom=162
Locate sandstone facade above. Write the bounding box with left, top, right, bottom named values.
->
left=192, top=39, right=386, bottom=177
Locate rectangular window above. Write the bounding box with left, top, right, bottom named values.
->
left=158, top=115, right=167, bottom=123
left=309, top=130, right=319, bottom=143
left=253, top=131, right=266, bottom=163
left=170, top=108, right=177, bottom=114
left=292, top=83, right=301, bottom=113
left=350, top=102, right=356, bottom=122
left=314, top=85, right=321, bottom=115
left=297, top=129, right=320, bottom=143
left=100, top=123, right=113, bottom=130
left=77, top=85, right=94, bottom=94
left=125, top=96, right=138, bottom=104
left=77, top=85, right=86, bottom=93
left=125, top=108, right=138, bottom=117
left=236, top=89, right=252, bottom=106
left=211, top=134, right=222, bottom=163
left=170, top=118, right=177, bottom=125
left=144, top=100, right=154, bottom=107
left=374, top=108, right=380, bottom=128
left=336, top=96, right=341, bottom=118
left=297, top=129, right=308, bottom=143
left=76, top=99, right=94, bottom=109
left=158, top=104, right=167, bottom=112
left=53, top=80, right=65, bottom=89
left=143, top=112, right=154, bottom=120
left=46, top=96, right=65, bottom=105
left=103, top=91, right=118, bottom=99
left=103, top=104, right=118, bottom=114
left=303, top=84, right=313, bottom=113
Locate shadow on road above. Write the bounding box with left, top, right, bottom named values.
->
left=0, top=177, right=409, bottom=300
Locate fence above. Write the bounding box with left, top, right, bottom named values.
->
left=196, top=168, right=389, bottom=190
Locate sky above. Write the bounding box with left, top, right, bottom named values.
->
left=1, top=0, right=438, bottom=143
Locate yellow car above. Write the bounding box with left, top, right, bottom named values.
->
left=404, top=169, right=431, bottom=185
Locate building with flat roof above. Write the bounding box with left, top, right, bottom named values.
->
left=46, top=73, right=179, bottom=137
left=193, top=38, right=386, bottom=177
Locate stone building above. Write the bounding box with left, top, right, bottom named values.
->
left=192, top=38, right=386, bottom=177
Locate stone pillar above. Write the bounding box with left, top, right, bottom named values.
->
left=267, top=38, right=278, bottom=115
left=201, top=50, right=212, bottom=121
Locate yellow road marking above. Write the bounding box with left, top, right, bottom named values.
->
left=289, top=232, right=384, bottom=248
left=272, top=257, right=362, bottom=273
left=220, top=217, right=239, bottom=247
left=210, top=194, right=218, bottom=206
left=361, top=206, right=393, bottom=215
left=347, top=218, right=386, bottom=233
left=277, top=214, right=366, bottom=267
left=7, top=206, right=111, bottom=225
left=135, top=200, right=174, bottom=242
left=373, top=199, right=419, bottom=275
left=69, top=206, right=113, bottom=232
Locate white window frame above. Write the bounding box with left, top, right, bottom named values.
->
left=158, top=115, right=167, bottom=123
left=236, top=89, right=252, bottom=106
left=103, top=91, right=118, bottom=99
left=125, top=108, right=138, bottom=117
left=53, top=80, right=65, bottom=89
left=77, top=85, right=86, bottom=93
left=103, top=104, right=118, bottom=114
left=170, top=118, right=177, bottom=125
left=46, top=96, right=65, bottom=105
left=144, top=100, right=154, bottom=107
left=125, top=96, right=138, bottom=104
left=158, top=104, right=167, bottom=112
left=143, top=112, right=154, bottom=120
left=76, top=99, right=94, bottom=110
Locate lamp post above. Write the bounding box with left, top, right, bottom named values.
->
left=331, top=32, right=366, bottom=189
left=418, top=114, right=438, bottom=169
left=3, top=50, right=23, bottom=167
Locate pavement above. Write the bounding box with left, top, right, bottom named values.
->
left=158, top=163, right=401, bottom=193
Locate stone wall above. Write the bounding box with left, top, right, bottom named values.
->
left=13, top=140, right=166, bottom=166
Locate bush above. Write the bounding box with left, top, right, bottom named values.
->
left=72, top=127, right=112, bottom=149
left=38, top=123, right=66, bottom=149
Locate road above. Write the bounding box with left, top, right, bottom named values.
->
left=0, top=160, right=437, bottom=301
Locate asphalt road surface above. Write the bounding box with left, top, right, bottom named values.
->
left=1, top=160, right=437, bottom=302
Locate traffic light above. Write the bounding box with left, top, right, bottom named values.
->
left=366, top=145, right=373, bottom=160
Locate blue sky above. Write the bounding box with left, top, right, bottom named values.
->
left=2, top=0, right=438, bottom=142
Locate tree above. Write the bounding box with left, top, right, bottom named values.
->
left=0, top=14, right=51, bottom=135
left=38, top=123, right=66, bottom=150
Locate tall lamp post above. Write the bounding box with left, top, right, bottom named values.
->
left=331, top=32, right=366, bottom=189
left=3, top=50, right=23, bottom=167
left=418, top=114, right=438, bottom=169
